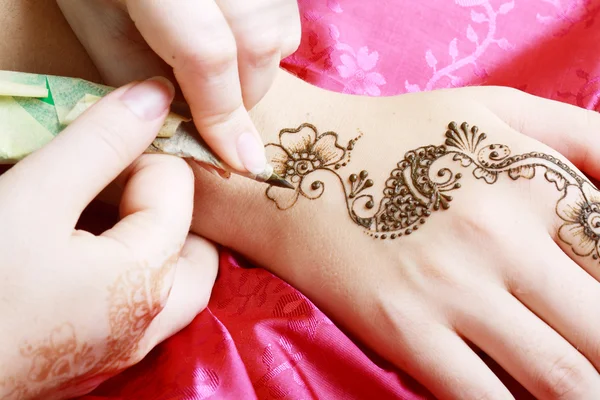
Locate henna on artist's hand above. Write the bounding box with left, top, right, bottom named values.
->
left=0, top=253, right=178, bottom=399
left=0, top=80, right=218, bottom=400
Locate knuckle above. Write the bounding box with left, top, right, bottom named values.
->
left=452, top=204, right=499, bottom=240
left=373, top=295, right=421, bottom=341
left=281, top=29, right=302, bottom=57
left=174, top=39, right=238, bottom=76
left=393, top=248, right=468, bottom=297
left=537, top=354, right=589, bottom=399
left=414, top=258, right=459, bottom=287
left=198, top=106, right=244, bottom=131
left=497, top=85, right=523, bottom=97
left=240, top=35, right=282, bottom=68
left=485, top=85, right=523, bottom=100
left=282, top=38, right=301, bottom=58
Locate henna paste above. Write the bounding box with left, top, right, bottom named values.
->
left=265, top=121, right=600, bottom=260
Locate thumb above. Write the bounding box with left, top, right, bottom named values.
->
left=15, top=77, right=175, bottom=224
left=140, top=233, right=219, bottom=349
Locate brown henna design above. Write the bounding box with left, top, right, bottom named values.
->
left=0, top=252, right=180, bottom=399
left=264, top=123, right=362, bottom=210
left=265, top=121, right=600, bottom=261
left=0, top=377, right=27, bottom=400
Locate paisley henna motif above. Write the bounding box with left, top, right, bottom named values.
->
left=265, top=121, right=600, bottom=261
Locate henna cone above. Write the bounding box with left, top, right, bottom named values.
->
left=0, top=70, right=292, bottom=189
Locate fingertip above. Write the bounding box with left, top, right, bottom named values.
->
left=104, top=153, right=195, bottom=260
left=141, top=234, right=219, bottom=347
left=119, top=153, right=195, bottom=218
left=120, top=76, right=175, bottom=120
left=189, top=104, right=268, bottom=175
left=181, top=234, right=219, bottom=282
left=236, top=130, right=267, bottom=175
left=179, top=233, right=219, bottom=306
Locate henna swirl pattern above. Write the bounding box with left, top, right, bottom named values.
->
left=0, top=252, right=179, bottom=399
left=265, top=121, right=600, bottom=261
left=265, top=123, right=361, bottom=210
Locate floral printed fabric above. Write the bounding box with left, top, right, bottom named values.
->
left=285, top=0, right=600, bottom=111
left=85, top=1, right=600, bottom=399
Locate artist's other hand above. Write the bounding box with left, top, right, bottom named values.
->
left=0, top=78, right=218, bottom=400
left=56, top=0, right=301, bottom=177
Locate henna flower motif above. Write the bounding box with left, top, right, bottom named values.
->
left=265, top=124, right=347, bottom=209
left=557, top=182, right=600, bottom=258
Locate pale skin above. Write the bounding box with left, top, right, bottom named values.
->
left=4, top=1, right=600, bottom=399
left=0, top=77, right=219, bottom=398
left=56, top=0, right=301, bottom=176
left=0, top=3, right=217, bottom=399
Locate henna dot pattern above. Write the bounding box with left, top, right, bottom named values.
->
left=265, top=122, right=600, bottom=262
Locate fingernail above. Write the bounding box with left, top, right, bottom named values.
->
left=121, top=76, right=175, bottom=120
left=236, top=131, right=267, bottom=175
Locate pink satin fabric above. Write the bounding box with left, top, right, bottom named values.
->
left=83, top=1, right=600, bottom=398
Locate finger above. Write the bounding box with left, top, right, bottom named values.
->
left=471, top=86, right=600, bottom=179
left=126, top=0, right=268, bottom=175
left=140, top=233, right=219, bottom=349
left=56, top=0, right=175, bottom=87
left=382, top=318, right=513, bottom=399
left=102, top=153, right=194, bottom=260
left=550, top=180, right=600, bottom=274
left=279, top=1, right=302, bottom=59
left=216, top=0, right=301, bottom=108
left=456, top=285, right=600, bottom=399
left=551, top=180, right=600, bottom=276
left=376, top=302, right=512, bottom=400
left=11, top=77, right=174, bottom=223
left=507, top=238, right=600, bottom=373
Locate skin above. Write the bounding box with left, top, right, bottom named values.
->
left=195, top=75, right=600, bottom=400
left=4, top=1, right=600, bottom=399
left=56, top=0, right=302, bottom=176
left=0, top=3, right=217, bottom=398
left=0, top=78, right=219, bottom=399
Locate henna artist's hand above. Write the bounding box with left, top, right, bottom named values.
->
left=0, top=78, right=218, bottom=400
left=56, top=0, right=301, bottom=176
left=187, top=72, right=600, bottom=399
